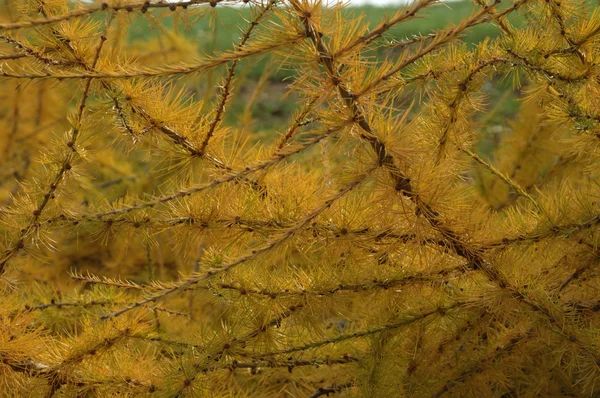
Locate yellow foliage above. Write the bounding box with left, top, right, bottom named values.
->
left=1, top=0, right=600, bottom=396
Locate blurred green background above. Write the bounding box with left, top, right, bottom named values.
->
left=125, top=1, right=525, bottom=146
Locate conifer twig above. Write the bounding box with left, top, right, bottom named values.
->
left=484, top=212, right=600, bottom=249
left=310, top=381, right=353, bottom=398
left=175, top=303, right=306, bottom=394
left=506, top=49, right=589, bottom=83
left=0, top=0, right=226, bottom=31
left=254, top=301, right=465, bottom=358
left=433, top=330, right=531, bottom=397
left=356, top=0, right=502, bottom=98
left=435, top=57, right=510, bottom=161
left=0, top=20, right=111, bottom=275
left=100, top=164, right=376, bottom=320
left=558, top=242, right=600, bottom=292
left=389, top=0, right=530, bottom=49
left=198, top=0, right=276, bottom=154
left=276, top=96, right=319, bottom=150
left=459, top=146, right=541, bottom=210
left=407, top=308, right=491, bottom=378
left=333, top=0, right=439, bottom=57
left=0, top=34, right=306, bottom=80
left=0, top=52, right=26, bottom=60
left=226, top=356, right=358, bottom=371
left=212, top=264, right=467, bottom=298
left=0, top=34, right=75, bottom=66
left=70, top=271, right=144, bottom=290
left=123, top=100, right=268, bottom=195
left=79, top=123, right=350, bottom=220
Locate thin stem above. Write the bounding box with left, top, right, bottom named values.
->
left=199, top=1, right=276, bottom=154
left=0, top=0, right=226, bottom=31
left=256, top=302, right=464, bottom=358
left=310, top=382, right=353, bottom=398
left=0, top=34, right=305, bottom=80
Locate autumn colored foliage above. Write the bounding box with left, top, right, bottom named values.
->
left=1, top=0, right=600, bottom=396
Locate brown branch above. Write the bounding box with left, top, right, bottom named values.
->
left=310, top=381, right=353, bottom=398
left=506, top=49, right=589, bottom=83
left=483, top=213, right=600, bottom=249
left=0, top=52, right=26, bottom=60
left=277, top=96, right=319, bottom=150
left=333, top=0, right=439, bottom=57
left=227, top=356, right=358, bottom=371
left=254, top=302, right=464, bottom=358
left=212, top=265, right=467, bottom=298
left=436, top=57, right=510, bottom=161
left=0, top=0, right=227, bottom=31
left=558, top=241, right=600, bottom=292
left=0, top=34, right=306, bottom=80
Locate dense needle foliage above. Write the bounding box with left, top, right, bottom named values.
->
left=1, top=0, right=600, bottom=396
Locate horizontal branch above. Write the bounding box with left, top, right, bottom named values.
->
left=483, top=213, right=600, bottom=249
left=212, top=265, right=468, bottom=298
left=310, top=381, right=353, bottom=398
left=0, top=0, right=226, bottom=31
left=255, top=302, right=464, bottom=358
left=0, top=34, right=304, bottom=80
